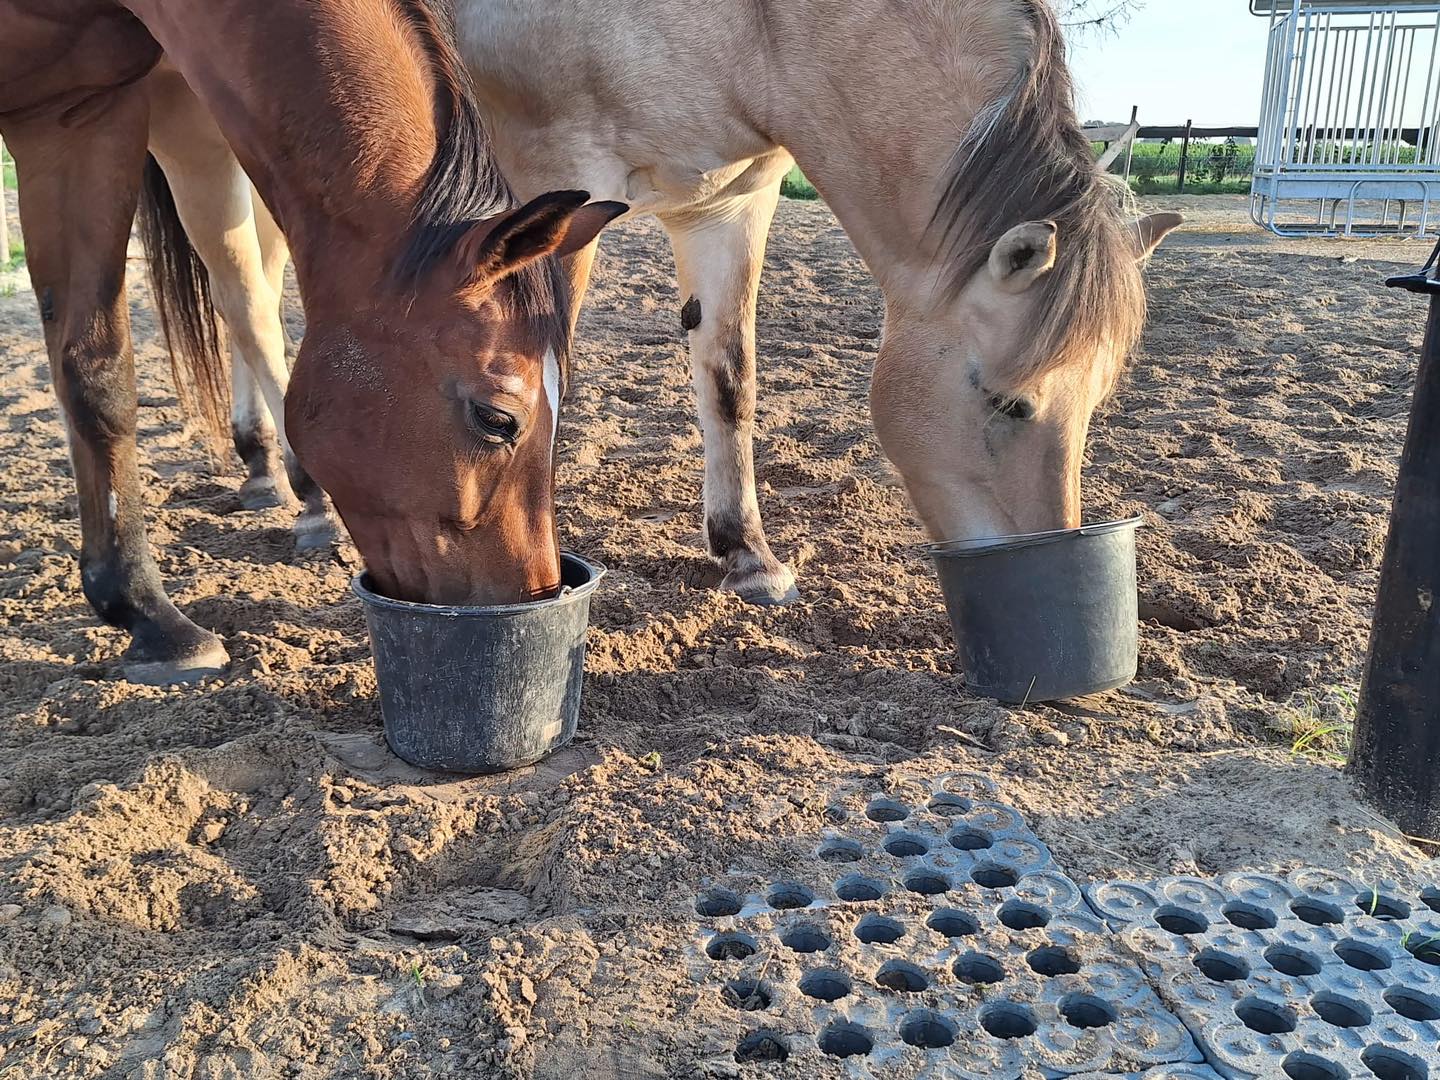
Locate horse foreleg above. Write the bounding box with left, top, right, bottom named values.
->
left=5, top=99, right=229, bottom=685
left=662, top=182, right=796, bottom=605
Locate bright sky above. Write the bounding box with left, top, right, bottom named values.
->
left=1069, top=4, right=1270, bottom=127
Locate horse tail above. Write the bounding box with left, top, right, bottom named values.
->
left=136, top=153, right=230, bottom=457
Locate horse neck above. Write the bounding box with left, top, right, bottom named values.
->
left=123, top=0, right=440, bottom=302
left=751, top=1, right=1036, bottom=304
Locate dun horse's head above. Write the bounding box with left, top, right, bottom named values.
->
left=287, top=191, right=623, bottom=605
left=872, top=208, right=1181, bottom=545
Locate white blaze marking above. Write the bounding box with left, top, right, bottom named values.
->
left=542, top=348, right=561, bottom=455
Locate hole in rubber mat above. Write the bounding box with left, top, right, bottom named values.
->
left=818, top=838, right=862, bottom=863
left=855, top=914, right=905, bottom=945
left=1334, top=939, right=1392, bottom=972
left=1266, top=944, right=1323, bottom=977
left=835, top=875, right=886, bottom=903
left=970, top=863, right=1019, bottom=889
left=735, top=1030, right=787, bottom=1063
left=904, top=871, right=950, bottom=896
left=1194, top=947, right=1251, bottom=982
left=818, top=1021, right=873, bottom=1059
left=1235, top=997, right=1298, bottom=1035
left=875, top=959, right=929, bottom=993
left=928, top=909, right=979, bottom=938
left=765, top=882, right=814, bottom=910
left=1290, top=897, right=1345, bottom=925
left=1404, top=932, right=1440, bottom=966
left=695, top=888, right=742, bottom=918
left=1356, top=892, right=1411, bottom=921
left=779, top=922, right=830, bottom=954
left=1311, top=992, right=1372, bottom=1028
left=954, top=951, right=1005, bottom=985
left=927, top=793, right=970, bottom=816
left=980, top=1003, right=1038, bottom=1040
left=1154, top=905, right=1209, bottom=935
left=1385, top=986, right=1440, bottom=1022
left=1363, top=1046, right=1429, bottom=1080
left=721, top=978, right=770, bottom=1012
left=899, top=1009, right=957, bottom=1049
left=865, top=798, right=908, bottom=822
left=1223, top=901, right=1278, bottom=930
left=1283, top=1053, right=1347, bottom=1080
left=1422, top=886, right=1440, bottom=914
left=883, top=832, right=930, bottom=858
left=1060, top=993, right=1117, bottom=1029
left=948, top=827, right=993, bottom=851
left=998, top=900, right=1049, bottom=930
left=799, top=969, right=852, bottom=1003
left=1027, top=945, right=1081, bottom=977
left=706, top=932, right=757, bottom=961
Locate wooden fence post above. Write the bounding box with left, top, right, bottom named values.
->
left=1124, top=106, right=1138, bottom=183
left=0, top=136, right=10, bottom=268
left=1177, top=119, right=1194, bottom=193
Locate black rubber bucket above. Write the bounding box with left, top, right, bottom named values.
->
left=927, top=517, right=1141, bottom=704
left=352, top=553, right=605, bottom=773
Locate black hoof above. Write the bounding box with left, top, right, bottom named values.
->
left=722, top=565, right=800, bottom=606
left=122, top=625, right=229, bottom=686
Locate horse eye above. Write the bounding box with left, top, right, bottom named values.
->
left=466, top=401, right=520, bottom=444
left=990, top=395, right=1036, bottom=422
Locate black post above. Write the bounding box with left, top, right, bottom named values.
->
left=1351, top=244, right=1440, bottom=837
left=1177, top=119, right=1193, bottom=193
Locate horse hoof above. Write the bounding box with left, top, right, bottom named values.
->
left=294, top=512, right=336, bottom=553
left=122, top=632, right=230, bottom=686
left=722, top=565, right=799, bottom=607
left=238, top=478, right=283, bottom=511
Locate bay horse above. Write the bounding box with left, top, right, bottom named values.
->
left=453, top=0, right=1183, bottom=602
left=0, top=0, right=622, bottom=684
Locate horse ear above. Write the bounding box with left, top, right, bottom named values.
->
left=456, top=191, right=627, bottom=290
left=1129, top=211, right=1183, bottom=262
left=988, top=221, right=1058, bottom=294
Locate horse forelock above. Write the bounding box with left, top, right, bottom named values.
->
left=388, top=0, right=572, bottom=368
left=932, top=0, right=1144, bottom=388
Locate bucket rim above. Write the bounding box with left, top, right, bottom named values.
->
left=924, top=515, right=1144, bottom=559
left=351, top=551, right=607, bottom=616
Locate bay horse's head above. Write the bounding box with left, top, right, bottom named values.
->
left=277, top=2, right=624, bottom=606
left=287, top=193, right=622, bottom=606
left=871, top=7, right=1181, bottom=545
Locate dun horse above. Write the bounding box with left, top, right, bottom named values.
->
left=457, top=0, right=1182, bottom=601
left=0, top=0, right=621, bottom=683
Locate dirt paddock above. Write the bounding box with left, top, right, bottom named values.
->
left=0, top=194, right=1436, bottom=1078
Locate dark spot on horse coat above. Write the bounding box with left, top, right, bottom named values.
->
left=712, top=339, right=754, bottom=427
left=680, top=296, right=702, bottom=333
left=41, top=288, right=55, bottom=323
left=706, top=512, right=765, bottom=561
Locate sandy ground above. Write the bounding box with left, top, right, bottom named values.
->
left=0, top=191, right=1436, bottom=1078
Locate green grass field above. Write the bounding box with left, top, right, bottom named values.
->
left=779, top=140, right=1262, bottom=203
left=781, top=165, right=819, bottom=201
left=2, top=146, right=22, bottom=269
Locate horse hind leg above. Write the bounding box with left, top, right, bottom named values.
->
left=661, top=179, right=797, bottom=605
left=5, top=99, right=229, bottom=685
left=231, top=350, right=284, bottom=509
left=147, top=77, right=335, bottom=550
